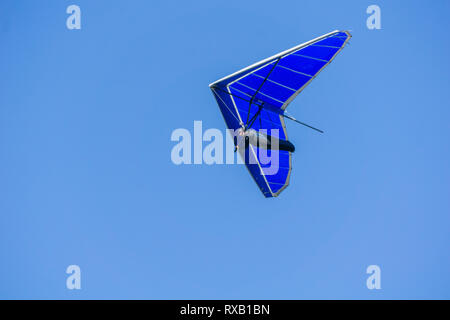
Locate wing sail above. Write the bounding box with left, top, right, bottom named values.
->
left=210, top=30, right=351, bottom=197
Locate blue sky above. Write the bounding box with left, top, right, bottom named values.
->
left=1, top=0, right=449, bottom=299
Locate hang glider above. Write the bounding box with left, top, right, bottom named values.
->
left=209, top=30, right=351, bottom=198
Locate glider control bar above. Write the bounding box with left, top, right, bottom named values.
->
left=245, top=57, right=282, bottom=126
left=245, top=104, right=263, bottom=131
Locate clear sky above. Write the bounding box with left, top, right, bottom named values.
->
left=1, top=0, right=449, bottom=299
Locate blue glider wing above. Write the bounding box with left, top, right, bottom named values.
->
left=210, top=30, right=351, bottom=197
